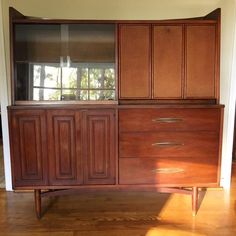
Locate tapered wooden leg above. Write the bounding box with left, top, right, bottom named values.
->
left=192, top=187, right=198, bottom=216
left=34, top=189, right=41, bottom=219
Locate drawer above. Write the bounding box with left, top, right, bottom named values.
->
left=119, top=131, right=219, bottom=158
left=119, top=157, right=218, bottom=185
left=119, top=108, right=221, bottom=132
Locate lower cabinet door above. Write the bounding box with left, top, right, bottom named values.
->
left=47, top=110, right=83, bottom=185
left=9, top=109, right=48, bottom=187
left=83, top=109, right=116, bottom=184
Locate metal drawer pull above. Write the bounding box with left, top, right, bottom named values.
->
left=152, top=168, right=184, bottom=174
left=152, top=142, right=184, bottom=146
left=152, top=118, right=183, bottom=123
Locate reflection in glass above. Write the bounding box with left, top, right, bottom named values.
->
left=28, top=63, right=115, bottom=101
left=33, top=88, right=61, bottom=101
left=14, top=23, right=116, bottom=102
left=62, top=67, right=77, bottom=88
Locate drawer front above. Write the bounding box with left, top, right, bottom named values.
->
left=119, top=131, right=219, bottom=158
left=119, top=157, right=218, bottom=185
left=119, top=108, right=221, bottom=132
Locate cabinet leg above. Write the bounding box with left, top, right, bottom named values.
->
left=34, top=189, right=41, bottom=219
left=192, top=187, right=198, bottom=216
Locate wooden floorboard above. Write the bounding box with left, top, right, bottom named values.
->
left=0, top=164, right=236, bottom=236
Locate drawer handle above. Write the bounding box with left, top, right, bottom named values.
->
left=152, top=168, right=184, bottom=174
left=152, top=118, right=183, bottom=123
left=152, top=142, right=184, bottom=147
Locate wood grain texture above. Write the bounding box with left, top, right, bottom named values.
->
left=119, top=107, right=222, bottom=186
left=119, top=108, right=221, bottom=132
left=153, top=25, right=183, bottom=99
left=185, top=25, right=216, bottom=98
left=9, top=109, right=48, bottom=187
left=47, top=110, right=83, bottom=185
left=119, top=157, right=218, bottom=185
left=82, top=109, right=116, bottom=184
left=119, top=131, right=219, bottom=158
left=119, top=24, right=151, bottom=99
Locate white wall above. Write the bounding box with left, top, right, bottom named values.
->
left=1, top=0, right=235, bottom=190
left=0, top=0, right=12, bottom=190
left=219, top=0, right=236, bottom=188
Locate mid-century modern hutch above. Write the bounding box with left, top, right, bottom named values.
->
left=8, top=7, right=224, bottom=218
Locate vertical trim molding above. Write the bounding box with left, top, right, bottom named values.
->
left=0, top=1, right=12, bottom=191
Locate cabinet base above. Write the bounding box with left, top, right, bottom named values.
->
left=34, top=187, right=200, bottom=219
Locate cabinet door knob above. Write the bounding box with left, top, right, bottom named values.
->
left=152, top=142, right=184, bottom=146
left=152, top=117, right=183, bottom=123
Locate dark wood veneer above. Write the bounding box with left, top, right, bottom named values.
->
left=47, top=110, right=82, bottom=185
left=8, top=8, right=223, bottom=218
left=9, top=109, right=48, bottom=187
left=119, top=157, right=218, bottom=185
left=82, top=109, right=116, bottom=184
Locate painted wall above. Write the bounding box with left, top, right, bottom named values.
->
left=218, top=0, right=236, bottom=188
left=1, top=0, right=235, bottom=189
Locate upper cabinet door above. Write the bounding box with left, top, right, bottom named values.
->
left=14, top=24, right=61, bottom=63
left=9, top=109, right=48, bottom=187
left=153, top=25, right=183, bottom=99
left=119, top=25, right=151, bottom=99
left=68, top=24, right=115, bottom=63
left=47, top=110, right=83, bottom=185
left=185, top=25, right=216, bottom=98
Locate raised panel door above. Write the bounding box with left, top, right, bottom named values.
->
left=119, top=24, right=151, bottom=99
left=186, top=25, right=216, bottom=98
left=47, top=110, right=83, bottom=185
left=153, top=25, right=183, bottom=99
left=9, top=109, right=47, bottom=187
left=83, top=109, right=116, bottom=184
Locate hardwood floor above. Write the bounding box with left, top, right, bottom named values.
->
left=0, top=165, right=235, bottom=236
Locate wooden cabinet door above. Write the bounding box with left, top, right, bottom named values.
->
left=185, top=25, right=216, bottom=98
left=83, top=109, right=116, bottom=184
left=119, top=24, right=151, bottom=99
left=47, top=110, right=83, bottom=185
left=153, top=25, right=183, bottom=99
left=9, top=109, right=47, bottom=187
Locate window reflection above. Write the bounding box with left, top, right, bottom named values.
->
left=29, top=63, right=115, bottom=101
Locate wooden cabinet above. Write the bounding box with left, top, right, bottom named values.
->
left=8, top=108, right=116, bottom=187
left=8, top=8, right=223, bottom=217
left=82, top=110, right=116, bottom=184
left=9, top=109, right=48, bottom=187
left=119, top=22, right=219, bottom=101
left=119, top=25, right=151, bottom=99
left=119, top=107, right=223, bottom=186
